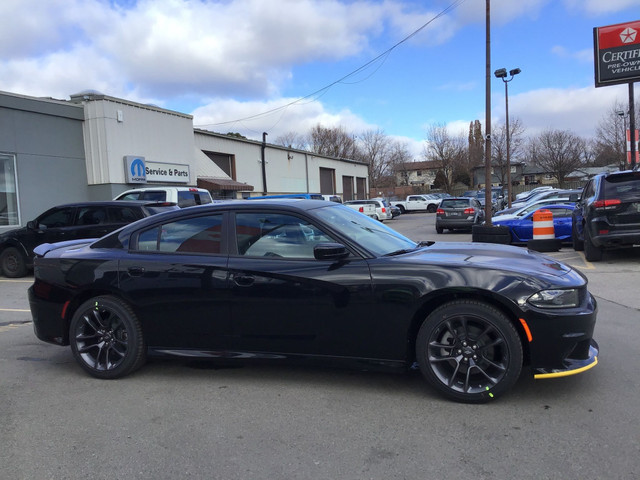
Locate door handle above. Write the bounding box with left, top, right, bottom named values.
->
left=233, top=274, right=255, bottom=287
left=127, top=266, right=145, bottom=277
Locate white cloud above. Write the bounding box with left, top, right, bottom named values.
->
left=506, top=84, right=630, bottom=137
left=563, top=0, right=640, bottom=15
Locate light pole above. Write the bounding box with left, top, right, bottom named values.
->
left=618, top=110, right=627, bottom=169
left=494, top=67, right=520, bottom=208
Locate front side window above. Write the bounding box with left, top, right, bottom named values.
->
left=136, top=214, right=223, bottom=254
left=38, top=207, right=75, bottom=228
left=235, top=212, right=333, bottom=259
left=0, top=154, right=19, bottom=227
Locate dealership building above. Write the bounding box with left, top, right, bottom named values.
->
left=0, top=89, right=370, bottom=231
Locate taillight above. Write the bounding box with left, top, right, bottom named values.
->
left=593, top=199, right=621, bottom=209
left=358, top=206, right=364, bottom=213
left=436, top=208, right=444, bottom=215
left=382, top=207, right=386, bottom=213
left=464, top=207, right=475, bottom=214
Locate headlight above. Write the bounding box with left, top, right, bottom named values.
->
left=528, top=289, right=579, bottom=309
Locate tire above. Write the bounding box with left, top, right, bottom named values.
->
left=69, top=296, right=146, bottom=379
left=572, top=221, right=584, bottom=251
left=436, top=226, right=443, bottom=234
left=584, top=228, right=603, bottom=262
left=0, top=247, right=28, bottom=278
left=416, top=300, right=523, bottom=403
left=397, top=205, right=406, bottom=214
left=471, top=225, right=511, bottom=244
left=427, top=204, right=437, bottom=213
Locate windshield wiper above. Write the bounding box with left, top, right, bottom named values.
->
left=384, top=241, right=433, bottom=256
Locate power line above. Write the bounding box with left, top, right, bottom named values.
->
left=194, top=0, right=467, bottom=129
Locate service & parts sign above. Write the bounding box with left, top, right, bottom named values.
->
left=594, top=20, right=640, bottom=87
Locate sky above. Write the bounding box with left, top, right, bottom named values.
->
left=2, top=0, right=640, bottom=159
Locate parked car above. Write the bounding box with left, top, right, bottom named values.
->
left=322, top=195, right=342, bottom=203
left=492, top=204, right=576, bottom=244
left=28, top=199, right=598, bottom=403
left=246, top=193, right=324, bottom=200
left=346, top=199, right=392, bottom=221
left=435, top=197, right=485, bottom=233
left=114, top=186, right=213, bottom=207
left=505, top=189, right=581, bottom=213
left=494, top=196, right=578, bottom=220
left=572, top=169, right=640, bottom=261
left=342, top=200, right=378, bottom=219
left=0, top=200, right=179, bottom=277
left=374, top=198, right=401, bottom=218
left=515, top=186, right=554, bottom=201
left=391, top=195, right=441, bottom=213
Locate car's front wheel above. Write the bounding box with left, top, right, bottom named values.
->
left=69, top=296, right=146, bottom=379
left=416, top=300, right=523, bottom=403
left=0, top=247, right=28, bottom=278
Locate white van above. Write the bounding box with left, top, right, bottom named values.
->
left=114, top=187, right=213, bottom=208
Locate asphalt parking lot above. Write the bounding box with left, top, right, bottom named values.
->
left=1, top=213, right=639, bottom=479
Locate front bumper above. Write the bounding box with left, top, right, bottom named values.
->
left=533, top=340, right=598, bottom=379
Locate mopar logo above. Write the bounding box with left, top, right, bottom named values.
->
left=124, top=156, right=147, bottom=184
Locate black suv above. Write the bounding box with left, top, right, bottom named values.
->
left=0, top=200, right=178, bottom=277
left=572, top=169, right=640, bottom=261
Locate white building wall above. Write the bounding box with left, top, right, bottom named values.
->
left=75, top=94, right=197, bottom=185
left=194, top=131, right=369, bottom=197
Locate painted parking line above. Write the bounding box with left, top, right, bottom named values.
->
left=0, top=308, right=30, bottom=312
left=0, top=279, right=33, bottom=283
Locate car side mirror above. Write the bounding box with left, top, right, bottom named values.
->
left=314, top=243, right=350, bottom=261
left=27, top=220, right=38, bottom=230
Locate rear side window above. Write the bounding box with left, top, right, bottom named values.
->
left=136, top=214, right=223, bottom=254
left=76, top=207, right=108, bottom=225
left=108, top=206, right=144, bottom=223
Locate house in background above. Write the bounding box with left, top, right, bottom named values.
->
left=395, top=161, right=442, bottom=188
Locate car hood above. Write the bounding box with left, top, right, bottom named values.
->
left=406, top=241, right=581, bottom=284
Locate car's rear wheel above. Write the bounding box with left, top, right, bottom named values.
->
left=584, top=228, right=603, bottom=262
left=69, top=296, right=146, bottom=379
left=0, top=247, right=28, bottom=278
left=416, top=300, right=523, bottom=403
left=572, top=221, right=584, bottom=251
left=427, top=204, right=437, bottom=213
left=436, top=226, right=443, bottom=234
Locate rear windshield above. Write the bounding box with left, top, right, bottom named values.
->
left=440, top=199, right=471, bottom=208
left=177, top=191, right=213, bottom=207
left=603, top=172, right=640, bottom=198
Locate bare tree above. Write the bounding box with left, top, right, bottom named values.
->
left=424, top=123, right=466, bottom=193
left=592, top=100, right=640, bottom=169
left=307, top=125, right=359, bottom=160
left=529, top=129, right=586, bottom=187
left=491, top=117, right=525, bottom=186
left=274, top=131, right=307, bottom=150
left=465, top=120, right=484, bottom=186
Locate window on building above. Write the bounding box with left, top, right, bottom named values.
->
left=0, top=154, right=19, bottom=227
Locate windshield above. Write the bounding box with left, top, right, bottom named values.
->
left=314, top=204, right=416, bottom=256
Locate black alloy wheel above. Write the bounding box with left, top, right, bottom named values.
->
left=416, top=300, right=523, bottom=403
left=69, top=296, right=146, bottom=379
left=0, top=247, right=28, bottom=278
left=427, top=204, right=437, bottom=213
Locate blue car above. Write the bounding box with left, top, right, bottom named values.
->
left=492, top=204, right=576, bottom=244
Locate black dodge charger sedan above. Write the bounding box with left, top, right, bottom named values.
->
left=28, top=199, right=598, bottom=403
